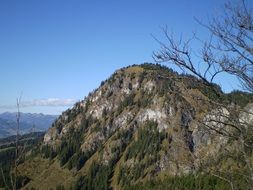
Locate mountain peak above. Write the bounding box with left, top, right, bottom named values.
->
left=115, top=63, right=175, bottom=76
left=18, top=63, right=253, bottom=189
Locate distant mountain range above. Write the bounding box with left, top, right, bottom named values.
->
left=0, top=112, right=58, bottom=138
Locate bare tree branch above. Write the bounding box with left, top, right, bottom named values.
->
left=153, top=1, right=253, bottom=187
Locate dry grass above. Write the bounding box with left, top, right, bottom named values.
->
left=125, top=66, right=144, bottom=74
left=19, top=156, right=74, bottom=189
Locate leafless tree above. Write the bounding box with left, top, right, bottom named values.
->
left=0, top=95, right=28, bottom=190
left=154, top=0, right=252, bottom=92
left=153, top=0, right=253, bottom=189
left=12, top=96, right=21, bottom=190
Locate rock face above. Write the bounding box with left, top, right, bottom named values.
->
left=22, top=64, right=253, bottom=189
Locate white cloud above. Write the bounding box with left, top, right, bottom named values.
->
left=0, top=98, right=77, bottom=109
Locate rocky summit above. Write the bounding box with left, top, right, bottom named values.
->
left=18, top=63, right=253, bottom=189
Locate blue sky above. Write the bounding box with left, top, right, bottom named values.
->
left=0, top=0, right=252, bottom=114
